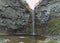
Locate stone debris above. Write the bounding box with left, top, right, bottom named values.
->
left=19, top=42, right=24, bottom=43
left=0, top=38, right=10, bottom=43
left=19, top=36, right=25, bottom=38
left=57, top=41, right=60, bottom=43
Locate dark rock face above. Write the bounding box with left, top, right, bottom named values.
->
left=34, top=0, right=60, bottom=24
left=0, top=0, right=30, bottom=33
left=34, top=0, right=50, bottom=25
left=34, top=0, right=60, bottom=35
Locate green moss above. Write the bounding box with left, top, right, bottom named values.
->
left=48, top=18, right=60, bottom=28
left=46, top=17, right=60, bottom=34
left=48, top=38, right=56, bottom=43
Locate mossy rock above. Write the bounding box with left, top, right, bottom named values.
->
left=46, top=17, right=60, bottom=35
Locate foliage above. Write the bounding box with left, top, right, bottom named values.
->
left=46, top=17, right=60, bottom=35
left=38, top=38, right=56, bottom=43
left=48, top=38, right=56, bottom=43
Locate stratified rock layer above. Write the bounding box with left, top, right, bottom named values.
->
left=0, top=0, right=31, bottom=33
left=35, top=0, right=60, bottom=24
left=34, top=0, right=60, bottom=35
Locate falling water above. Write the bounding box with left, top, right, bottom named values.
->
left=31, top=10, right=36, bottom=43
left=25, top=0, right=40, bottom=35
left=31, top=10, right=35, bottom=36
left=25, top=0, right=41, bottom=43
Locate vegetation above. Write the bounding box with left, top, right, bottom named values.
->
left=38, top=38, right=56, bottom=43
left=46, top=17, right=60, bottom=35
left=48, top=38, right=56, bottom=43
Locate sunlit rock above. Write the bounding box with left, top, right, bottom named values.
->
left=19, top=42, right=24, bottom=43
left=19, top=36, right=25, bottom=38
left=0, top=38, right=10, bottom=43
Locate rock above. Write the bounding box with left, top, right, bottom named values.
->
left=19, top=36, right=25, bottom=38
left=4, top=39, right=10, bottom=42
left=57, top=41, right=60, bottom=43
left=34, top=0, right=60, bottom=35
left=34, top=0, right=60, bottom=24
left=0, top=38, right=10, bottom=43
left=34, top=0, right=50, bottom=25
left=19, top=42, right=24, bottom=43
left=0, top=0, right=31, bottom=33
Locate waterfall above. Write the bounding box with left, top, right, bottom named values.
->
left=31, top=10, right=35, bottom=35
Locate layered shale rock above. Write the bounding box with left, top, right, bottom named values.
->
left=34, top=0, right=60, bottom=24
left=34, top=0, right=50, bottom=25
left=0, top=0, right=31, bottom=33
left=34, top=0, right=60, bottom=35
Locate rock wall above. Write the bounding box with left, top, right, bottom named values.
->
left=34, top=0, right=60, bottom=24
left=34, top=0, right=60, bottom=35
left=0, top=0, right=31, bottom=33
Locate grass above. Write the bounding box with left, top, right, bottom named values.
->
left=48, top=38, right=56, bottom=43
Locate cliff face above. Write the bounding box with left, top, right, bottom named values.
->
left=34, top=0, right=60, bottom=35
left=35, top=0, right=60, bottom=23
left=0, top=0, right=60, bottom=35
left=0, top=0, right=31, bottom=33
left=34, top=0, right=50, bottom=25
